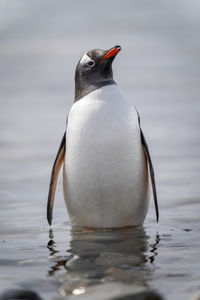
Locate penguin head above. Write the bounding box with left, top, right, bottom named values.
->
left=74, top=45, right=121, bottom=101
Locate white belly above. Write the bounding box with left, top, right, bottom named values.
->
left=63, top=85, right=149, bottom=227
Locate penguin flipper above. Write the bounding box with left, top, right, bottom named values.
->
left=138, top=119, right=159, bottom=222
left=47, top=132, right=66, bottom=225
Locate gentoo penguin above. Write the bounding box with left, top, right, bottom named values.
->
left=47, top=45, right=159, bottom=228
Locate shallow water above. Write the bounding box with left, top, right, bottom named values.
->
left=1, top=1, right=200, bottom=299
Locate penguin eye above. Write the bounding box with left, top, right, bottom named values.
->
left=87, top=60, right=95, bottom=67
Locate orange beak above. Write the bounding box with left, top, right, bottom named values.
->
left=99, top=45, right=121, bottom=63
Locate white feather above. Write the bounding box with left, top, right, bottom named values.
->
left=63, top=85, right=149, bottom=227
left=79, top=53, right=92, bottom=65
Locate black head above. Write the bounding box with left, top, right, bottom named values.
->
left=74, top=45, right=121, bottom=102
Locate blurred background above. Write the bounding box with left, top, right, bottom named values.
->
left=0, top=1, right=200, bottom=300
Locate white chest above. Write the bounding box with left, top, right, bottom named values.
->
left=63, top=85, right=149, bottom=227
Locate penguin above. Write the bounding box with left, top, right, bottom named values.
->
left=47, top=45, right=159, bottom=228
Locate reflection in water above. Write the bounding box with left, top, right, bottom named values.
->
left=47, top=239, right=72, bottom=276
left=148, top=233, right=160, bottom=264
left=47, top=227, right=160, bottom=297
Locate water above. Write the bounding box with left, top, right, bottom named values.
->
left=0, top=1, right=200, bottom=299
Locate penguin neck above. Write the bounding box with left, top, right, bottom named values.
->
left=74, top=79, right=116, bottom=102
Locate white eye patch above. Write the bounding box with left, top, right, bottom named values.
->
left=79, top=53, right=94, bottom=65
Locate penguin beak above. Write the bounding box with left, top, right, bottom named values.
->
left=99, top=45, right=121, bottom=63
